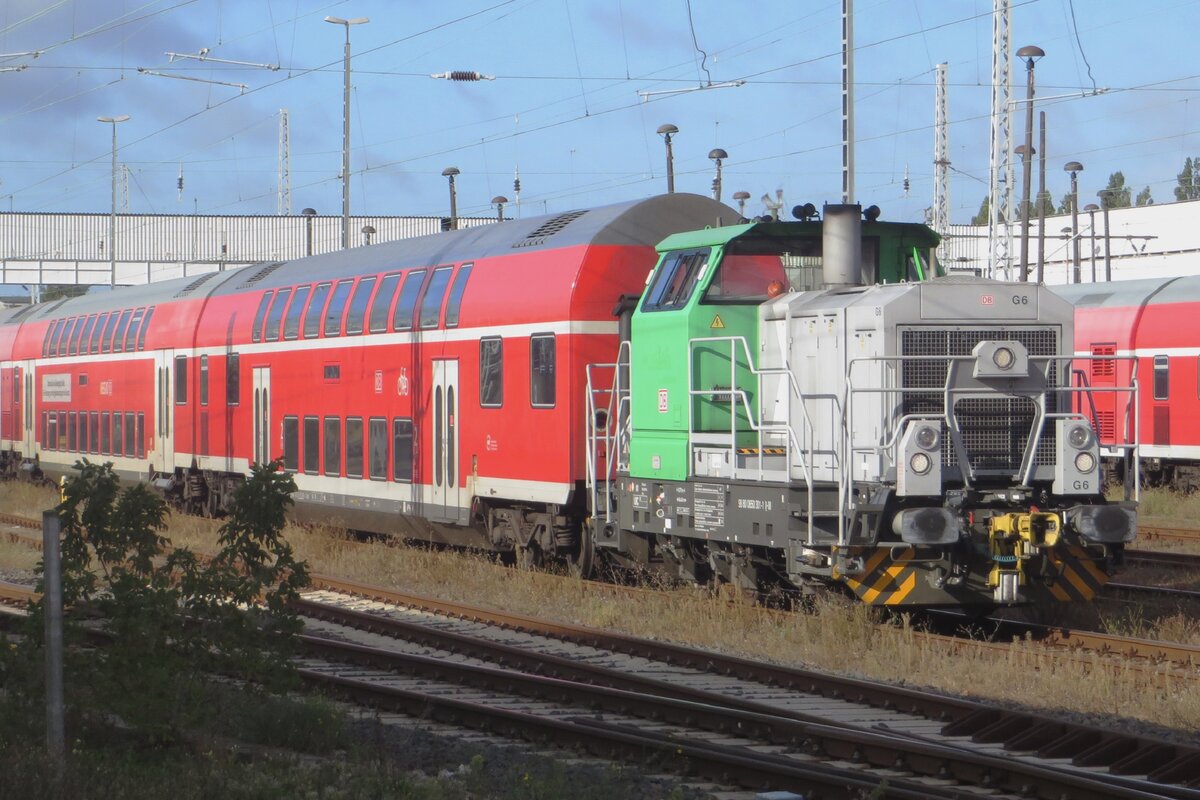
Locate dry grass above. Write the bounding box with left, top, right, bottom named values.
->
left=2, top=481, right=1198, bottom=736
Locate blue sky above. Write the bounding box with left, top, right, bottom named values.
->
left=2, top=0, right=1197, bottom=225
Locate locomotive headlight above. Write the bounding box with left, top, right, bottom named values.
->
left=909, top=452, right=933, bottom=475
left=1074, top=451, right=1097, bottom=473
left=1067, top=424, right=1093, bottom=449
left=914, top=424, right=939, bottom=451
left=992, top=345, right=1016, bottom=370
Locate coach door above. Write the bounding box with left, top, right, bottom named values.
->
left=155, top=350, right=175, bottom=472
left=252, top=366, right=271, bottom=465
left=430, top=360, right=461, bottom=520
left=20, top=361, right=34, bottom=457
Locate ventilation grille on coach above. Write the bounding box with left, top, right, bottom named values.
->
left=900, top=327, right=1059, bottom=475
left=512, top=210, right=587, bottom=248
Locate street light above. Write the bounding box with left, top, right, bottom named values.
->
left=301, top=207, right=317, bottom=256
left=97, top=115, right=130, bottom=288
left=1097, top=189, right=1113, bottom=281
left=325, top=15, right=369, bottom=250
left=656, top=124, right=678, bottom=193
left=1064, top=160, right=1083, bottom=283
left=1084, top=203, right=1099, bottom=282
left=442, top=167, right=460, bottom=230
left=361, top=224, right=376, bottom=246
left=1015, top=44, right=1044, bottom=282
left=491, top=195, right=508, bottom=222
left=708, top=148, right=728, bottom=203
left=732, top=190, right=750, bottom=219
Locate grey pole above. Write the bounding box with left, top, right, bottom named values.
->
left=97, top=115, right=130, bottom=288
left=1065, top=161, right=1083, bottom=283
left=43, top=509, right=64, bottom=769
left=1036, top=111, right=1046, bottom=283
left=1015, top=46, right=1043, bottom=282
left=1099, top=190, right=1113, bottom=281
left=491, top=195, right=508, bottom=222
left=325, top=16, right=369, bottom=250
left=301, top=207, right=317, bottom=256
left=442, top=167, right=460, bottom=230
left=1084, top=204, right=1099, bottom=282
left=656, top=124, right=677, bottom=193
left=708, top=148, right=727, bottom=203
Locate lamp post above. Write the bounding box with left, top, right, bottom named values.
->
left=1015, top=44, right=1044, bottom=282
left=491, top=195, right=508, bottom=222
left=656, top=124, right=678, bottom=193
left=732, top=190, right=750, bottom=219
left=442, top=167, right=460, bottom=230
left=1084, top=203, right=1099, bottom=282
left=1064, top=160, right=1083, bottom=283
left=325, top=15, right=369, bottom=250
left=708, top=148, right=727, bottom=203
left=97, top=114, right=129, bottom=288
left=361, top=224, right=375, bottom=246
left=301, top=207, right=317, bottom=256
left=1097, top=189, right=1113, bottom=281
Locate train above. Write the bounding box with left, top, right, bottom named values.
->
left=1055, top=277, right=1200, bottom=491
left=0, top=193, right=1137, bottom=608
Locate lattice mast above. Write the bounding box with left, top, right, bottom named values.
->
left=987, top=0, right=1014, bottom=279
left=277, top=108, right=291, bottom=216
left=933, top=62, right=950, bottom=263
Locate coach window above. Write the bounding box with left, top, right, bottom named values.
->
left=42, top=320, right=58, bottom=357
left=643, top=248, right=711, bottom=311
left=56, top=411, right=66, bottom=449
left=136, top=413, right=145, bottom=457
left=530, top=334, right=556, bottom=408
left=113, top=412, right=124, bottom=457
left=252, top=291, right=274, bottom=343
left=137, top=307, right=154, bottom=351
left=419, top=267, right=453, bottom=329
left=43, top=412, right=53, bottom=450
left=282, top=416, right=299, bottom=473
left=303, top=416, right=320, bottom=474
left=87, top=313, right=106, bottom=354
left=323, top=280, right=354, bottom=337
left=369, top=272, right=402, bottom=333
left=55, top=319, right=76, bottom=357
left=264, top=287, right=292, bottom=342
left=100, top=411, right=111, bottom=454
left=174, top=355, right=188, bottom=404
left=226, top=353, right=240, bottom=405
left=392, top=270, right=427, bottom=331
left=323, top=416, right=341, bottom=476
left=345, top=417, right=364, bottom=478
left=77, top=315, right=98, bottom=356
left=199, top=355, right=209, bottom=406
left=345, top=276, right=377, bottom=335
left=111, top=309, right=134, bottom=353
left=89, top=412, right=99, bottom=454
left=122, top=309, right=144, bottom=352
left=67, top=412, right=77, bottom=450
left=78, top=413, right=89, bottom=454
left=125, top=412, right=136, bottom=456
left=283, top=285, right=311, bottom=341
left=367, top=417, right=388, bottom=480
left=68, top=316, right=89, bottom=356
left=393, top=418, right=413, bottom=483
left=444, top=264, right=473, bottom=328
left=99, top=312, right=120, bottom=354
left=480, top=338, right=503, bottom=407
left=303, top=283, right=332, bottom=339
left=1154, top=355, right=1169, bottom=401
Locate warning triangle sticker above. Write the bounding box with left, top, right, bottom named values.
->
left=711, top=315, right=725, bottom=329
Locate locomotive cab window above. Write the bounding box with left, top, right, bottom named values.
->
left=480, top=337, right=503, bottom=407
left=283, top=285, right=311, bottom=340
left=444, top=264, right=473, bottom=328
left=701, top=238, right=798, bottom=304
left=264, top=287, right=292, bottom=341
left=252, top=292, right=273, bottom=343
left=530, top=334, right=556, bottom=408
left=393, top=270, right=427, bottom=331
left=369, top=272, right=402, bottom=333
left=1154, top=355, right=1169, bottom=401
left=419, top=266, right=453, bottom=329
left=324, top=279, right=354, bottom=337
left=303, top=283, right=332, bottom=339
left=643, top=249, right=711, bottom=311
left=345, top=276, right=377, bottom=335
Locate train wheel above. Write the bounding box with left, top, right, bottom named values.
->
left=570, top=527, right=596, bottom=578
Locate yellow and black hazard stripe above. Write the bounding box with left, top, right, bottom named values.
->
left=1041, top=544, right=1109, bottom=602
left=736, top=447, right=786, bottom=455
left=841, top=547, right=921, bottom=606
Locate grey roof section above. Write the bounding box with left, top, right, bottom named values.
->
left=1050, top=276, right=1200, bottom=308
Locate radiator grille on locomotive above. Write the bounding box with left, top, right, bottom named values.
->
left=900, top=327, right=1060, bottom=475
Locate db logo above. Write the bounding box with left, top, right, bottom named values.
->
left=396, top=368, right=410, bottom=397
left=658, top=389, right=669, bottom=413
left=980, top=294, right=994, bottom=305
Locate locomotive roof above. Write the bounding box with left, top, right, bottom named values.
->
left=1050, top=276, right=1200, bottom=308
left=654, top=217, right=941, bottom=252
left=12, top=193, right=737, bottom=321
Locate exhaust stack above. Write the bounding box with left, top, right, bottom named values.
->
left=822, top=203, right=862, bottom=288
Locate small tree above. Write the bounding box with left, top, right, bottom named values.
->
left=1136, top=186, right=1154, bottom=206
left=971, top=195, right=990, bottom=226
left=1103, top=172, right=1132, bottom=208
left=1175, top=156, right=1200, bottom=201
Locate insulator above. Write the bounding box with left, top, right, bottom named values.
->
left=450, top=71, right=484, bottom=81
left=177, top=177, right=184, bottom=190
left=513, top=178, right=521, bottom=193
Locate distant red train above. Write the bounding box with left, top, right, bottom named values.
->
left=0, top=193, right=734, bottom=569
left=1056, top=277, right=1200, bottom=490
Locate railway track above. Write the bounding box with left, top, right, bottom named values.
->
left=293, top=587, right=1200, bottom=799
